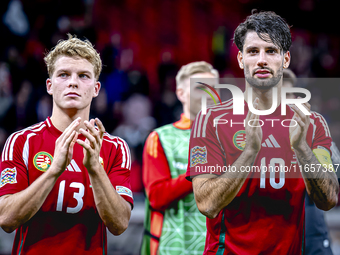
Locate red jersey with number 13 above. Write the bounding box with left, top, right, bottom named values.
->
left=0, top=117, right=133, bottom=255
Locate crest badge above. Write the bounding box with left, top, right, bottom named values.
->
left=233, top=130, right=246, bottom=151
left=33, top=152, right=53, bottom=172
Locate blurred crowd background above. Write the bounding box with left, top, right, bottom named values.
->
left=0, top=0, right=340, bottom=254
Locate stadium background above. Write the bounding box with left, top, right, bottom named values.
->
left=0, top=0, right=340, bottom=254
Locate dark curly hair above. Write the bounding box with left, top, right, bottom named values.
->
left=234, top=10, right=292, bottom=53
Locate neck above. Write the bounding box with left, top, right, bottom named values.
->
left=50, top=104, right=90, bottom=132
left=183, top=105, right=195, bottom=121
left=244, top=81, right=282, bottom=110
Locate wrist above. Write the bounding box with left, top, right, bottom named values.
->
left=293, top=141, right=310, bottom=154
left=242, top=147, right=259, bottom=159
left=86, top=161, right=102, bottom=176
left=46, top=165, right=63, bottom=179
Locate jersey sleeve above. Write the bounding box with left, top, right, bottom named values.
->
left=108, top=137, right=134, bottom=207
left=0, top=132, right=29, bottom=197
left=143, top=131, right=192, bottom=211
left=310, top=112, right=333, bottom=153
left=186, top=111, right=226, bottom=181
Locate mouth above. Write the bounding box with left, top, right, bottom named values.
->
left=254, top=69, right=272, bottom=78
left=65, top=92, right=80, bottom=97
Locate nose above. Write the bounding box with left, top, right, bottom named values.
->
left=68, top=74, right=78, bottom=88
left=257, top=50, right=268, bottom=67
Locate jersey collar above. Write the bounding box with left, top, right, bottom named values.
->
left=173, top=113, right=191, bottom=130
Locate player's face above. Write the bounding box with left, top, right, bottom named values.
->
left=46, top=56, right=100, bottom=113
left=237, top=31, right=290, bottom=90
left=182, top=72, right=217, bottom=118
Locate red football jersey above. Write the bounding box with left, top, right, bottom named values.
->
left=0, top=117, right=133, bottom=255
left=186, top=99, right=332, bottom=255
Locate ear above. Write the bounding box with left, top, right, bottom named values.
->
left=283, top=51, right=291, bottom=69
left=176, top=87, right=185, bottom=103
left=93, top=81, right=101, bottom=98
left=46, top=78, right=53, bottom=95
left=237, top=51, right=244, bottom=69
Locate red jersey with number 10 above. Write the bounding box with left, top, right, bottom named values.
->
left=0, top=117, right=133, bottom=255
left=186, top=99, right=332, bottom=255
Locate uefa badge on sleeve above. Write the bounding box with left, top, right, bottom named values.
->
left=0, top=167, right=17, bottom=188
left=190, top=146, right=208, bottom=167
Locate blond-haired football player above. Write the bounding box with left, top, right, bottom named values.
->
left=0, top=35, right=133, bottom=255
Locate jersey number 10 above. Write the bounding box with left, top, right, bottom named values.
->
left=260, top=157, right=285, bottom=189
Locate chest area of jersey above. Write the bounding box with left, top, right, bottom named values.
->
left=29, top=139, right=93, bottom=181
left=28, top=138, right=98, bottom=213
left=219, top=115, right=306, bottom=194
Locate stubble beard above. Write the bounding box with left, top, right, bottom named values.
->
left=244, top=65, right=283, bottom=90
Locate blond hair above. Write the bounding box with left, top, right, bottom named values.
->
left=44, top=34, right=102, bottom=80
left=175, top=61, right=219, bottom=89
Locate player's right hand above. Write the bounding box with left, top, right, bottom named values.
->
left=244, top=98, right=262, bottom=153
left=49, top=117, right=80, bottom=176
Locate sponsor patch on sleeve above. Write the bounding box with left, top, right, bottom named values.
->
left=0, top=167, right=17, bottom=188
left=190, top=146, right=208, bottom=167
left=116, top=186, right=133, bottom=199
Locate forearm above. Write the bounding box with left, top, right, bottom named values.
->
left=296, top=142, right=339, bottom=210
left=148, top=174, right=192, bottom=211
left=0, top=169, right=59, bottom=232
left=193, top=149, right=257, bottom=218
left=88, top=165, right=131, bottom=235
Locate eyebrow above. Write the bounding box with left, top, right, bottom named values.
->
left=56, top=69, right=92, bottom=75
left=245, top=45, right=280, bottom=51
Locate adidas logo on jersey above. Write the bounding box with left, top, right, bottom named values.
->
left=65, top=159, right=82, bottom=172
left=261, top=134, right=280, bottom=148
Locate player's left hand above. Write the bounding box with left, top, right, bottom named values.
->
left=289, top=100, right=311, bottom=150
left=77, top=118, right=105, bottom=173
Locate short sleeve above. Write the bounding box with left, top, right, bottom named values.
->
left=0, top=132, right=29, bottom=196
left=310, top=112, right=333, bottom=153
left=186, top=111, right=226, bottom=180
left=108, top=137, right=134, bottom=207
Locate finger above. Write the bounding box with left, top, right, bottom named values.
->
left=95, top=118, right=105, bottom=139
left=90, top=119, right=95, bottom=126
left=79, top=128, right=96, bottom=147
left=293, top=114, right=305, bottom=128
left=69, top=131, right=79, bottom=151
left=84, top=120, right=101, bottom=144
left=59, top=117, right=81, bottom=144
left=291, top=105, right=306, bottom=120
left=64, top=130, right=77, bottom=149
left=76, top=138, right=93, bottom=152
left=251, top=112, right=261, bottom=127
left=249, top=98, right=260, bottom=123
left=303, top=102, right=311, bottom=111
left=84, top=120, right=98, bottom=135
left=296, top=96, right=311, bottom=113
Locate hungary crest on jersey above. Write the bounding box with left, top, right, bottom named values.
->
left=33, top=152, right=53, bottom=172
left=233, top=130, right=246, bottom=151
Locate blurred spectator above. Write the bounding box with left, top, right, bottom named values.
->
left=0, top=127, right=6, bottom=152
left=154, top=51, right=181, bottom=126
left=36, top=94, right=52, bottom=122
left=90, top=87, right=117, bottom=133
left=0, top=62, right=14, bottom=132
left=113, top=93, right=156, bottom=193
left=3, top=0, right=29, bottom=37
